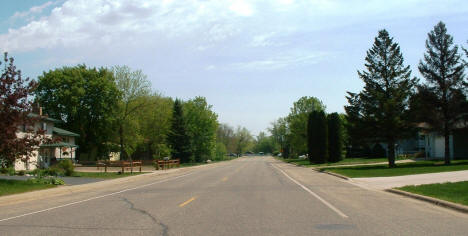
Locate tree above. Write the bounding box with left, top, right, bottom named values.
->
left=346, top=29, right=417, bottom=167
left=234, top=126, right=253, bottom=156
left=167, top=99, right=191, bottom=163
left=184, top=97, right=218, bottom=162
left=36, top=65, right=121, bottom=161
left=287, top=96, right=326, bottom=156
left=0, top=53, right=45, bottom=168
left=308, top=110, right=328, bottom=163
left=217, top=123, right=236, bottom=154
left=327, top=113, right=344, bottom=162
left=137, top=94, right=173, bottom=160
left=253, top=132, right=276, bottom=154
left=112, top=65, right=152, bottom=160
left=417, top=22, right=466, bottom=164
left=269, top=118, right=288, bottom=155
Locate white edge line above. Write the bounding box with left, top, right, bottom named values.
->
left=271, top=164, right=348, bottom=218
left=0, top=172, right=195, bottom=223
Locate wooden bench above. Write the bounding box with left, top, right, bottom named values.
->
left=154, top=159, right=180, bottom=170
left=96, top=160, right=142, bottom=173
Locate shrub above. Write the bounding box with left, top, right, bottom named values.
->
left=29, top=176, right=65, bottom=185
left=328, top=113, right=344, bottom=163
left=308, top=110, right=328, bottom=164
left=57, top=160, right=74, bottom=176
left=17, top=170, right=25, bottom=176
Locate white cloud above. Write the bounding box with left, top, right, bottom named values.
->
left=230, top=51, right=331, bottom=70
left=10, top=1, right=55, bottom=21
left=229, top=0, right=254, bottom=16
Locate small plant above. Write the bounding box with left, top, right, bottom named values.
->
left=6, top=167, right=15, bottom=176
left=28, top=176, right=65, bottom=185
left=17, top=170, right=26, bottom=176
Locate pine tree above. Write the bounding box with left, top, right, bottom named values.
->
left=308, top=110, right=328, bottom=164
left=346, top=30, right=417, bottom=167
left=327, top=113, right=344, bottom=162
left=418, top=22, right=466, bottom=164
left=167, top=99, right=191, bottom=163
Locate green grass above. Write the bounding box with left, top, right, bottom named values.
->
left=73, top=172, right=147, bottom=179
left=0, top=179, right=56, bottom=197
left=322, top=160, right=468, bottom=178
left=277, top=157, right=399, bottom=167
left=398, top=181, right=468, bottom=206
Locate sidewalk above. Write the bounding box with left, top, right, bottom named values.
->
left=321, top=159, right=414, bottom=168
left=351, top=170, right=468, bottom=190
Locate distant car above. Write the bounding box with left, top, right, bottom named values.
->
left=298, top=155, right=307, bottom=159
left=259, top=152, right=264, bottom=155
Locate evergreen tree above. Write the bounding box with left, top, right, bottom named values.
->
left=327, top=113, right=344, bottom=162
left=417, top=22, right=466, bottom=164
left=308, top=110, right=328, bottom=164
left=346, top=29, right=417, bottom=167
left=167, top=99, right=191, bottom=163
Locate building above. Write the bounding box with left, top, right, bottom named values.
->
left=14, top=109, right=79, bottom=171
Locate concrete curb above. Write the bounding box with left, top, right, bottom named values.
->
left=317, top=169, right=350, bottom=180
left=386, top=188, right=468, bottom=214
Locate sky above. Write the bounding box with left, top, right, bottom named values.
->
left=1, top=0, right=468, bottom=136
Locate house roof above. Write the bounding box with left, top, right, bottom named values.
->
left=28, top=113, right=62, bottom=123
left=40, top=142, right=78, bottom=148
left=53, top=127, right=80, bottom=137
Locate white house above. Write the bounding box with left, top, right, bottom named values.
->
left=14, top=109, right=79, bottom=171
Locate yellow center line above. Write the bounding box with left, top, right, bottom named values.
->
left=179, top=197, right=196, bottom=207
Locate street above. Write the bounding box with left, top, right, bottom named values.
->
left=1, top=156, right=467, bottom=235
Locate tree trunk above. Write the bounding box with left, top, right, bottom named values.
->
left=387, top=140, right=396, bottom=168
left=444, top=122, right=450, bottom=165
left=119, top=123, right=125, bottom=160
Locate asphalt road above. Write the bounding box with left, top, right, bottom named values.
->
left=1, top=156, right=467, bottom=235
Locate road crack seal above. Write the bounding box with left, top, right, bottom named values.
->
left=121, top=197, right=169, bottom=236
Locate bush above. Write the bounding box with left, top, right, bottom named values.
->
left=57, top=160, right=74, bottom=176
left=17, top=170, right=25, bottom=176
left=328, top=113, right=344, bottom=163
left=308, top=110, right=328, bottom=164
left=28, top=176, right=65, bottom=185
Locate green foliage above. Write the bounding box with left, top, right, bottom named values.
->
left=168, top=99, right=191, bottom=163
left=36, top=65, right=121, bottom=160
left=0, top=167, right=15, bottom=175
left=29, top=176, right=65, bottom=185
left=253, top=132, right=277, bottom=154
left=327, top=113, right=344, bottom=162
left=345, top=29, right=417, bottom=167
left=17, top=170, right=25, bottom=176
left=184, top=97, right=218, bottom=162
left=234, top=126, right=254, bottom=155
left=287, top=97, right=326, bottom=156
left=308, top=110, right=328, bottom=164
left=112, top=65, right=152, bottom=160
left=215, top=142, right=227, bottom=161
left=269, top=118, right=288, bottom=155
left=57, top=160, right=75, bottom=176
left=217, top=123, right=236, bottom=154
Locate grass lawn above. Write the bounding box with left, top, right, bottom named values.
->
left=73, top=172, right=147, bottom=179
left=322, top=160, right=468, bottom=178
left=277, top=157, right=400, bottom=167
left=398, top=181, right=468, bottom=206
left=0, top=179, right=56, bottom=197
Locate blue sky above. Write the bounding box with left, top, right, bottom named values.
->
left=1, top=0, right=468, bottom=135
